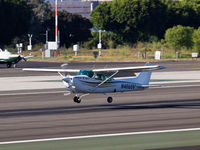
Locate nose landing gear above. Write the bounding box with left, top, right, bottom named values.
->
left=73, top=93, right=90, bottom=103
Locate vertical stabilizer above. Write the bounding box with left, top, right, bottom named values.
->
left=136, top=63, right=152, bottom=85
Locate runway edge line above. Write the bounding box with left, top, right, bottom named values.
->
left=1, top=127, right=200, bottom=145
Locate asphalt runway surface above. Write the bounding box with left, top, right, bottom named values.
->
left=0, top=61, right=200, bottom=147
left=0, top=86, right=200, bottom=142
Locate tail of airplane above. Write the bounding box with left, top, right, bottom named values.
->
left=136, top=63, right=153, bottom=85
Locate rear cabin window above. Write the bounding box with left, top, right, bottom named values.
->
left=95, top=74, right=106, bottom=80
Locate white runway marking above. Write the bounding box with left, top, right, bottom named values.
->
left=1, top=84, right=200, bottom=96
left=0, top=128, right=200, bottom=145
left=152, top=84, right=200, bottom=89
left=0, top=90, right=67, bottom=96
left=0, top=84, right=200, bottom=96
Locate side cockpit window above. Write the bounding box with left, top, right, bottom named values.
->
left=95, top=74, right=106, bottom=80
left=78, top=70, right=94, bottom=78
left=95, top=74, right=112, bottom=81
left=78, top=70, right=112, bottom=81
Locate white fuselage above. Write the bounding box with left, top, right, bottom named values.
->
left=0, top=50, right=19, bottom=60
left=63, top=75, right=146, bottom=93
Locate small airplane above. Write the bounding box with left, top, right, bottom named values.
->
left=0, top=49, right=33, bottom=68
left=23, top=63, right=167, bottom=103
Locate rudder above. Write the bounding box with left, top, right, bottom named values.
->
left=136, top=63, right=153, bottom=85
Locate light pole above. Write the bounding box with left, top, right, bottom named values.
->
left=55, top=0, right=63, bottom=57
left=46, top=30, right=48, bottom=45
left=98, top=30, right=102, bottom=56
left=55, top=0, right=58, bottom=56
left=28, top=34, right=33, bottom=55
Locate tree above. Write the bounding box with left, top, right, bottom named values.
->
left=83, top=31, right=123, bottom=49
left=90, top=2, right=112, bottom=30
left=163, top=0, right=200, bottom=29
left=46, top=11, right=92, bottom=48
left=91, top=0, right=200, bottom=46
left=91, top=0, right=167, bottom=45
left=0, top=0, right=31, bottom=46
left=192, top=27, right=200, bottom=53
left=165, top=25, right=194, bottom=51
left=27, top=0, right=51, bottom=23
left=27, top=0, right=52, bottom=43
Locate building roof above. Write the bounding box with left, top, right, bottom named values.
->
left=50, top=0, right=111, bottom=18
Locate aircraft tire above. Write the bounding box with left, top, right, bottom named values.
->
left=7, top=63, right=12, bottom=68
left=73, top=96, right=81, bottom=103
left=77, top=98, right=81, bottom=103
left=107, top=97, right=113, bottom=103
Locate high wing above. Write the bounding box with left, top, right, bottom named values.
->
left=23, top=64, right=166, bottom=75
left=92, top=65, right=167, bottom=76
left=23, top=68, right=80, bottom=73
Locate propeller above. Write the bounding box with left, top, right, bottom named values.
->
left=22, top=57, right=27, bottom=61
left=19, top=55, right=27, bottom=61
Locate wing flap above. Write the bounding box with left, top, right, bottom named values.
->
left=93, top=65, right=166, bottom=74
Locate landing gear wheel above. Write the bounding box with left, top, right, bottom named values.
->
left=73, top=96, right=81, bottom=103
left=7, top=63, right=12, bottom=68
left=107, top=97, right=113, bottom=103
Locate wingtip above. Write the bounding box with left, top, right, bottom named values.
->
left=158, top=65, right=168, bottom=69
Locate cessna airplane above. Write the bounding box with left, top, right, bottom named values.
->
left=0, top=49, right=33, bottom=68
left=23, top=63, right=166, bottom=103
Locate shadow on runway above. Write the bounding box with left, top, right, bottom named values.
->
left=149, top=145, right=200, bottom=150
left=111, top=98, right=200, bottom=110
left=0, top=99, right=200, bottom=117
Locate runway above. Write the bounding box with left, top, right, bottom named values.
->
left=0, top=61, right=200, bottom=146
left=0, top=85, right=200, bottom=142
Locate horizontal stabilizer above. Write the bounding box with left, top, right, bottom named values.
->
left=24, top=55, right=35, bottom=59
left=139, top=84, right=166, bottom=88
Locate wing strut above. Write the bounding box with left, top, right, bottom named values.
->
left=58, top=72, right=65, bottom=78
left=95, top=70, right=119, bottom=88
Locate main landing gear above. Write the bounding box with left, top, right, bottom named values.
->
left=73, top=95, right=113, bottom=104
left=73, top=96, right=81, bottom=103
left=7, top=63, right=12, bottom=68
left=107, top=96, right=113, bottom=103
